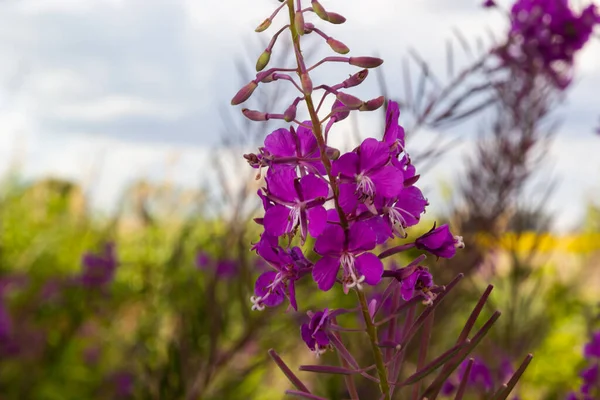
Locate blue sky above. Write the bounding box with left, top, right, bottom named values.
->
left=0, top=0, right=598, bottom=229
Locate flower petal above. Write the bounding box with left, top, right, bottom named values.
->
left=354, top=252, right=383, bottom=285
left=264, top=205, right=294, bottom=237
left=395, top=186, right=427, bottom=227
left=333, top=152, right=359, bottom=178
left=348, top=221, right=376, bottom=253
left=266, top=167, right=298, bottom=203
left=300, top=174, right=328, bottom=200
left=264, top=128, right=296, bottom=157
left=312, top=256, right=340, bottom=291
left=359, top=138, right=391, bottom=172
left=314, top=224, right=344, bottom=256
left=370, top=165, right=404, bottom=198
left=338, top=182, right=358, bottom=214
left=307, top=206, right=327, bottom=237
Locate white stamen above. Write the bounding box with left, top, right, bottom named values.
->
left=250, top=295, right=265, bottom=311
left=356, top=173, right=375, bottom=198
left=454, top=235, right=465, bottom=249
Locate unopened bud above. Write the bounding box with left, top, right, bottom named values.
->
left=300, top=73, right=313, bottom=95
left=242, top=108, right=268, bottom=121
left=325, top=146, right=341, bottom=160
left=255, top=18, right=272, bottom=32
left=331, top=99, right=350, bottom=121
left=359, top=96, right=385, bottom=111
left=303, top=22, right=315, bottom=33
left=283, top=103, right=297, bottom=122
left=326, top=12, right=346, bottom=24
left=336, top=92, right=363, bottom=109
left=256, top=50, right=271, bottom=72
left=327, top=37, right=350, bottom=54
left=349, top=57, right=384, bottom=68
left=311, top=0, right=329, bottom=20
left=260, top=72, right=276, bottom=83
left=231, top=81, right=258, bottom=105
left=343, top=69, right=369, bottom=88
left=295, top=12, right=305, bottom=36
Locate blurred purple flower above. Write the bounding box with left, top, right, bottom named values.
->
left=195, top=251, right=212, bottom=268
left=415, top=224, right=464, bottom=259
left=584, top=332, right=600, bottom=359
left=111, top=370, right=134, bottom=398
left=301, top=309, right=331, bottom=356
left=79, top=243, right=118, bottom=288
left=483, top=0, right=496, bottom=7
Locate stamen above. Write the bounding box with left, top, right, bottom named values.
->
left=454, top=235, right=465, bottom=248
left=250, top=295, right=266, bottom=311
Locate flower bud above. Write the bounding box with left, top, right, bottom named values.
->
left=359, top=96, right=385, bottom=111
left=343, top=69, right=369, bottom=88
left=256, top=50, right=271, bottom=72
left=301, top=73, right=313, bottom=95
left=242, top=108, right=268, bottom=121
left=283, top=103, right=297, bottom=122
left=325, top=146, right=340, bottom=161
left=331, top=99, right=350, bottom=121
left=231, top=81, right=258, bottom=105
left=311, top=0, right=329, bottom=20
left=349, top=57, right=384, bottom=68
left=336, top=92, right=363, bottom=109
left=260, top=72, right=276, bottom=83
left=326, top=12, right=346, bottom=24
left=255, top=18, right=272, bottom=33
left=327, top=38, right=350, bottom=54
left=295, top=12, right=305, bottom=36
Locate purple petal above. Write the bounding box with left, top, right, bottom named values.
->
left=332, top=152, right=359, bottom=178
left=401, top=272, right=419, bottom=301
left=254, top=271, right=285, bottom=307
left=264, top=128, right=296, bottom=157
left=364, top=215, right=393, bottom=244
left=296, top=122, right=319, bottom=157
left=395, top=186, right=427, bottom=226
left=314, top=225, right=344, bottom=256
left=370, top=165, right=404, bottom=198
left=383, top=101, right=402, bottom=145
left=348, top=221, right=376, bottom=253
left=338, top=183, right=359, bottom=215
left=289, top=279, right=298, bottom=311
left=300, top=174, right=328, bottom=200
left=312, top=256, right=340, bottom=291
left=307, top=206, right=327, bottom=237
left=354, top=252, right=383, bottom=285
left=301, top=323, right=315, bottom=350
left=264, top=205, right=294, bottom=237
left=266, top=167, right=298, bottom=203
left=358, top=138, right=390, bottom=172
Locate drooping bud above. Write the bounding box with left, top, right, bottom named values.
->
left=331, top=99, right=350, bottom=121
left=242, top=108, right=269, bottom=121
left=256, top=50, right=272, bottom=72
left=336, top=92, right=363, bottom=109
left=301, top=73, right=313, bottom=95
left=326, top=12, right=346, bottom=24
left=359, top=96, right=385, bottom=111
left=283, top=103, right=297, bottom=122
left=231, top=81, right=258, bottom=105
left=260, top=72, right=277, bottom=83
left=349, top=57, right=384, bottom=68
left=343, top=69, right=369, bottom=88
left=327, top=38, right=350, bottom=54
left=311, top=0, right=329, bottom=20
left=255, top=18, right=272, bottom=32
left=295, top=12, right=305, bottom=36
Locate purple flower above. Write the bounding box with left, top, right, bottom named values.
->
left=483, top=0, right=496, bottom=7
left=380, top=186, right=428, bottom=237
left=584, top=332, right=600, bottom=359
left=300, top=309, right=331, bottom=356
left=382, top=100, right=405, bottom=156
left=216, top=260, right=238, bottom=278
left=111, top=370, right=134, bottom=398
left=263, top=167, right=328, bottom=242
left=79, top=243, right=117, bottom=288
left=195, top=251, right=211, bottom=268
left=312, top=221, right=383, bottom=292
left=251, top=233, right=312, bottom=311
left=333, top=138, right=403, bottom=213
left=442, top=358, right=494, bottom=395
left=262, top=123, right=326, bottom=174
left=400, top=266, right=435, bottom=303
left=415, top=224, right=464, bottom=259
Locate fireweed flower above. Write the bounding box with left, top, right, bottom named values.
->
left=442, top=358, right=494, bottom=395
left=263, top=167, right=328, bottom=241
left=498, top=0, right=600, bottom=88
left=571, top=331, right=600, bottom=397
left=312, top=221, right=383, bottom=292
left=415, top=223, right=464, bottom=259
left=300, top=309, right=331, bottom=356
left=251, top=233, right=312, bottom=311
left=78, top=243, right=117, bottom=288
left=584, top=331, right=600, bottom=359
left=333, top=138, right=404, bottom=214
left=400, top=266, right=435, bottom=304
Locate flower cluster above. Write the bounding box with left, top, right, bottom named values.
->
left=496, top=0, right=600, bottom=88
left=568, top=331, right=600, bottom=399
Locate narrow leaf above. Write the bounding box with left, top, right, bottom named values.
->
left=269, top=349, right=311, bottom=393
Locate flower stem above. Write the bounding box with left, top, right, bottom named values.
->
left=356, top=289, right=391, bottom=400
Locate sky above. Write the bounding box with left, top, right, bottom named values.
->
left=0, top=0, right=598, bottom=230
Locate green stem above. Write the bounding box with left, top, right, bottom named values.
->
left=357, top=289, right=391, bottom=400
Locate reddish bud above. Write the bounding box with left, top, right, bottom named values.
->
left=256, top=50, right=271, bottom=72
left=326, top=12, right=346, bottom=24
left=325, top=147, right=340, bottom=160
left=359, top=96, right=385, bottom=111
left=331, top=99, right=350, bottom=121
left=295, top=12, right=305, bottom=36
left=349, top=57, right=384, bottom=68
left=311, top=0, right=329, bottom=20
left=255, top=18, right=272, bottom=32
left=231, top=81, right=258, bottom=105
left=283, top=103, right=297, bottom=122
left=336, top=92, right=363, bottom=109
left=301, top=73, right=313, bottom=95
left=242, top=108, right=268, bottom=121
left=327, top=37, right=350, bottom=54
left=343, top=69, right=369, bottom=88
